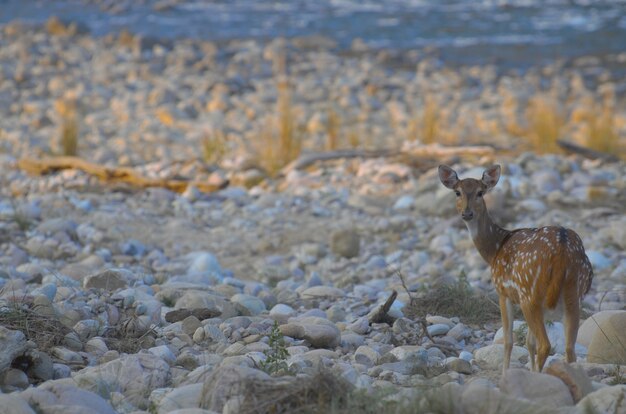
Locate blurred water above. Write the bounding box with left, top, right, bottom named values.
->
left=1, top=0, right=626, bottom=68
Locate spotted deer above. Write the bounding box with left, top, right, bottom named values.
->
left=438, top=164, right=593, bottom=374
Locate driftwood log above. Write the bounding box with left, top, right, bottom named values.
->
left=17, top=144, right=496, bottom=192
left=368, top=290, right=398, bottom=325
left=281, top=143, right=495, bottom=174
left=17, top=156, right=227, bottom=193
left=556, top=140, right=621, bottom=162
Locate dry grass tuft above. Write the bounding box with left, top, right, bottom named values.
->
left=251, top=53, right=302, bottom=176
left=102, top=317, right=157, bottom=354
left=582, top=104, right=621, bottom=154
left=0, top=300, right=70, bottom=351
left=55, top=99, right=79, bottom=156
left=404, top=272, right=502, bottom=325
left=201, top=129, right=228, bottom=165
left=326, top=106, right=341, bottom=151
left=408, top=95, right=440, bottom=144
left=525, top=94, right=564, bottom=153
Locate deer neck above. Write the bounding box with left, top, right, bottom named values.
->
left=464, top=211, right=510, bottom=266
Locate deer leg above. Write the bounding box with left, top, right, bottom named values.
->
left=525, top=328, right=537, bottom=371
left=563, top=288, right=580, bottom=363
left=499, top=296, right=514, bottom=376
left=523, top=304, right=551, bottom=372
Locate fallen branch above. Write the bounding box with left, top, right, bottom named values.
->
left=281, top=143, right=495, bottom=174
left=401, top=142, right=495, bottom=159
left=557, top=140, right=620, bottom=162
left=17, top=156, right=228, bottom=193
left=368, top=290, right=398, bottom=325
left=281, top=148, right=399, bottom=174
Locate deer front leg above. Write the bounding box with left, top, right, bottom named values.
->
left=499, top=296, right=514, bottom=376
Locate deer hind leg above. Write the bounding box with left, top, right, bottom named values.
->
left=562, top=284, right=581, bottom=363
left=525, top=328, right=537, bottom=371
left=499, top=296, right=514, bottom=376
left=522, top=303, right=551, bottom=372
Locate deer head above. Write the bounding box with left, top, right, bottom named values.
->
left=438, top=165, right=501, bottom=222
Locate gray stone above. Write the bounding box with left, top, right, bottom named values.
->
left=474, top=344, right=528, bottom=370
left=300, top=285, right=345, bottom=298
left=445, top=357, right=472, bottom=374
left=230, top=293, right=266, bottom=315
left=354, top=345, right=380, bottom=366
left=22, top=383, right=117, bottom=414
left=1, top=368, right=29, bottom=392
left=73, top=353, right=170, bottom=408
left=587, top=311, right=626, bottom=365
left=155, top=383, right=203, bottom=414
left=499, top=368, right=574, bottom=408
left=578, top=310, right=623, bottom=347
left=393, top=195, right=415, bottom=211
left=577, top=384, right=626, bottom=414
left=427, top=323, right=451, bottom=336
left=0, top=327, right=31, bottom=374
left=545, top=360, right=593, bottom=403
left=83, top=268, right=131, bottom=290
left=330, top=229, right=360, bottom=258
left=0, top=394, right=36, bottom=414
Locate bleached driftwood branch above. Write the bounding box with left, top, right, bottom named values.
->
left=17, top=156, right=227, bottom=193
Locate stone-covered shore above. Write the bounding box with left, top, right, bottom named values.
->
left=0, top=19, right=625, bottom=414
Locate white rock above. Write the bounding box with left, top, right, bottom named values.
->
left=474, top=344, right=528, bottom=370
left=427, top=323, right=451, bottom=336
left=269, top=304, right=295, bottom=317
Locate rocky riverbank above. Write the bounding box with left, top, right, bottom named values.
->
left=0, top=19, right=625, bottom=414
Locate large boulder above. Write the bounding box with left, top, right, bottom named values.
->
left=20, top=383, right=116, bottom=414
left=545, top=360, right=593, bottom=402
left=499, top=369, right=574, bottom=408
left=0, top=394, right=36, bottom=414
left=0, top=327, right=31, bottom=374
left=578, top=310, right=624, bottom=348
left=577, top=384, right=626, bottom=414
left=587, top=311, right=626, bottom=364
left=72, top=353, right=170, bottom=409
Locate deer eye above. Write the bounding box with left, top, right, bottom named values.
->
left=477, top=191, right=484, bottom=198
left=455, top=191, right=461, bottom=197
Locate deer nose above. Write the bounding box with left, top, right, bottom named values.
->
left=461, top=210, right=474, bottom=221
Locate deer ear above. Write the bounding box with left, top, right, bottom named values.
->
left=481, top=165, right=501, bottom=190
left=438, top=165, right=459, bottom=189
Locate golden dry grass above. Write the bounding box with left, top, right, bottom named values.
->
left=582, top=104, right=621, bottom=154
left=326, top=106, right=341, bottom=151
left=250, top=50, right=303, bottom=176
left=55, top=99, right=79, bottom=156
left=408, top=95, right=440, bottom=144
left=201, top=129, right=228, bottom=165
left=524, top=94, right=565, bottom=153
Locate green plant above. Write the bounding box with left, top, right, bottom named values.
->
left=260, top=320, right=291, bottom=376
left=514, top=322, right=528, bottom=346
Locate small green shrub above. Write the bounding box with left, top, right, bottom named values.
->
left=261, top=320, right=291, bottom=376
